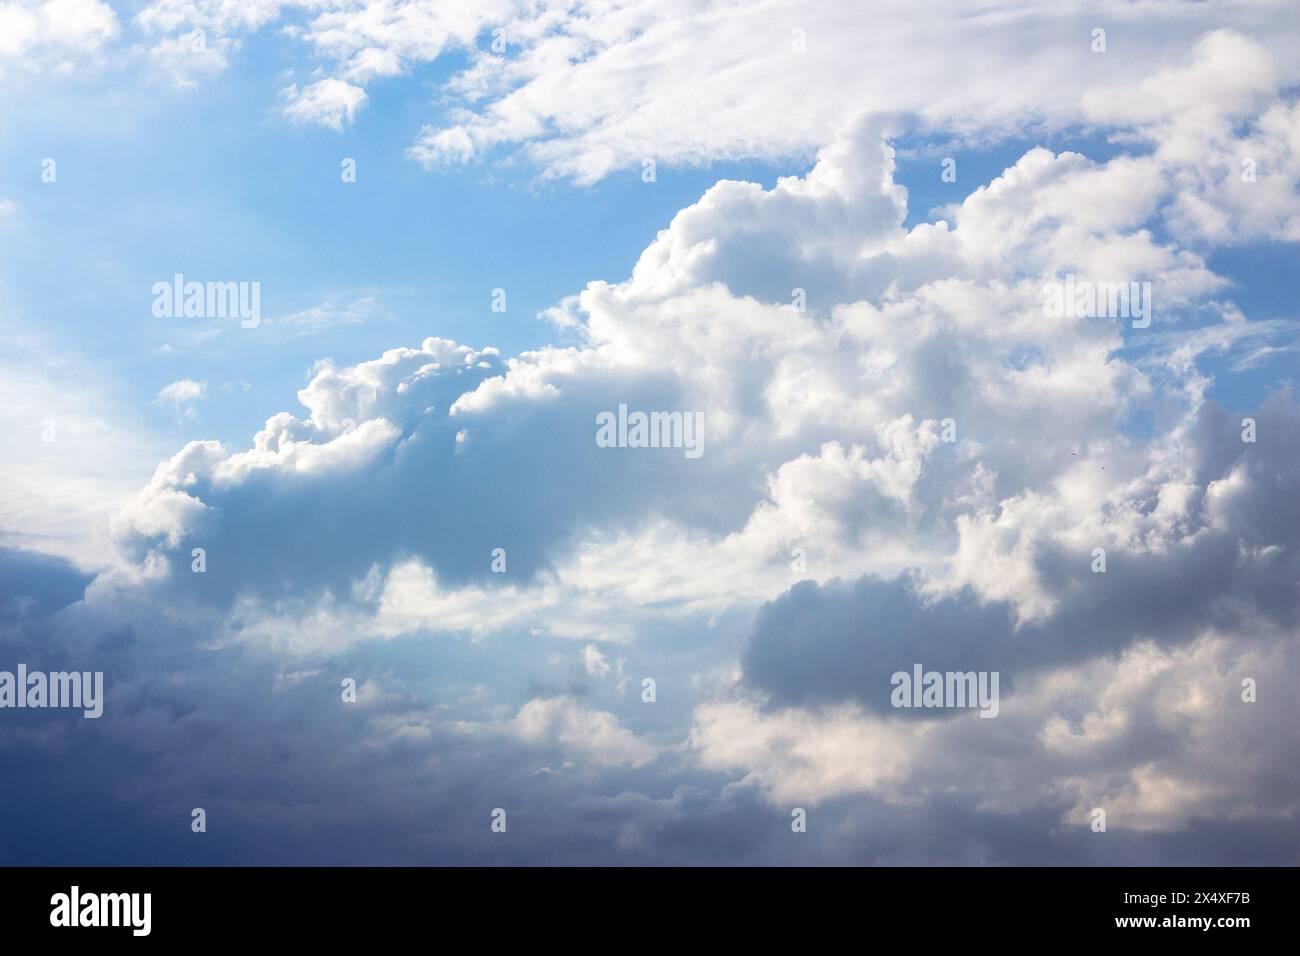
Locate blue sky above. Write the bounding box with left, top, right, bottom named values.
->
left=3, top=46, right=795, bottom=449
left=2, top=1, right=1300, bottom=866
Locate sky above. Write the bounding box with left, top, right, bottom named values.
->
left=1, top=0, right=1299, bottom=865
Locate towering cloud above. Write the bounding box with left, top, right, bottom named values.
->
left=2, top=10, right=1298, bottom=863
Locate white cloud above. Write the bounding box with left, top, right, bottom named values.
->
left=405, top=4, right=1300, bottom=183
left=690, top=634, right=1299, bottom=832
left=581, top=643, right=611, bottom=678
left=103, top=44, right=1298, bottom=649
left=9, top=17, right=1298, bottom=855
left=112, top=1, right=1300, bottom=191
left=0, top=0, right=118, bottom=67
left=154, top=377, right=207, bottom=421
left=510, top=695, right=660, bottom=768
left=133, top=0, right=283, bottom=86
left=268, top=296, right=384, bottom=336
left=279, top=78, right=368, bottom=130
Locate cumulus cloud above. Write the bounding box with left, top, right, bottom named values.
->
left=510, top=695, right=660, bottom=768
left=133, top=0, right=282, bottom=86
left=279, top=78, right=368, bottom=130
left=694, top=633, right=1300, bottom=834
left=0, top=0, right=118, bottom=69
left=701, top=393, right=1300, bottom=828
left=4, top=17, right=1299, bottom=864
left=99, top=39, right=1300, bottom=646
left=581, top=644, right=611, bottom=678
